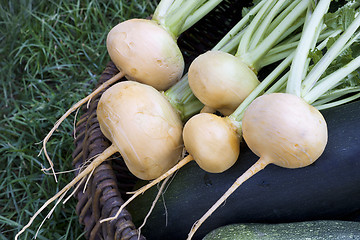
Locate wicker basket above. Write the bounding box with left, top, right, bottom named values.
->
left=72, top=1, right=247, bottom=239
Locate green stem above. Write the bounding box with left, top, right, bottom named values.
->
left=303, top=54, right=360, bottom=104
left=265, top=0, right=302, bottom=36
left=166, top=0, right=184, bottom=13
left=265, top=72, right=290, bottom=94
left=286, top=0, right=331, bottom=97
left=313, top=87, right=360, bottom=106
left=258, top=42, right=298, bottom=67
left=164, top=75, right=203, bottom=122
left=179, top=0, right=224, bottom=34
left=315, top=92, right=360, bottom=110
left=229, top=26, right=333, bottom=124
left=259, top=28, right=341, bottom=68
left=272, top=16, right=305, bottom=47
left=217, top=29, right=246, bottom=54
left=153, top=0, right=223, bottom=38
left=241, top=0, right=310, bottom=70
left=152, top=0, right=174, bottom=26
left=248, top=0, right=292, bottom=51
left=236, top=0, right=277, bottom=58
left=164, top=0, right=206, bottom=37
left=212, top=0, right=266, bottom=51
left=301, top=14, right=360, bottom=96
left=265, top=31, right=334, bottom=92
left=277, top=29, right=303, bottom=45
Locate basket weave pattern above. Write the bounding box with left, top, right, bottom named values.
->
left=72, top=1, right=246, bottom=239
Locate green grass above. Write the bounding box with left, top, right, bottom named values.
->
left=0, top=0, right=155, bottom=239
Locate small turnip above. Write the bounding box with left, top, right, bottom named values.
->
left=182, top=113, right=240, bottom=173
left=107, top=19, right=184, bottom=91
left=188, top=51, right=259, bottom=115
left=188, top=0, right=310, bottom=115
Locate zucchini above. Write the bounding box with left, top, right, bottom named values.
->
left=128, top=100, right=360, bottom=240
left=203, top=220, right=360, bottom=240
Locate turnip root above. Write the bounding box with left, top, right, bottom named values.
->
left=188, top=0, right=310, bottom=115
left=188, top=51, right=259, bottom=115
left=97, top=81, right=183, bottom=180
left=41, top=72, right=124, bottom=181
left=182, top=113, right=240, bottom=173
left=242, top=93, right=328, bottom=168
left=107, top=19, right=184, bottom=91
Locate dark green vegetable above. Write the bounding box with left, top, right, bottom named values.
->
left=128, top=100, right=360, bottom=240
left=203, top=220, right=360, bottom=240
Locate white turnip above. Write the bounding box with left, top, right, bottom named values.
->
left=106, top=19, right=184, bottom=91
left=188, top=0, right=310, bottom=115
left=97, top=81, right=183, bottom=180
left=15, top=80, right=186, bottom=239
left=183, top=113, right=240, bottom=173
left=242, top=93, right=328, bottom=169
left=188, top=51, right=259, bottom=115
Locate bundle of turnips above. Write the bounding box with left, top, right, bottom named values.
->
left=16, top=0, right=360, bottom=239
left=40, top=0, right=224, bottom=182
left=188, top=0, right=360, bottom=238
left=95, top=0, right=317, bottom=224
left=111, top=0, right=359, bottom=215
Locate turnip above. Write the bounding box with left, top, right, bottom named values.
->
left=187, top=2, right=360, bottom=238
left=107, top=18, right=184, bottom=90
left=40, top=0, right=224, bottom=182
left=188, top=0, right=310, bottom=115
left=102, top=0, right=229, bottom=91
left=96, top=81, right=184, bottom=180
